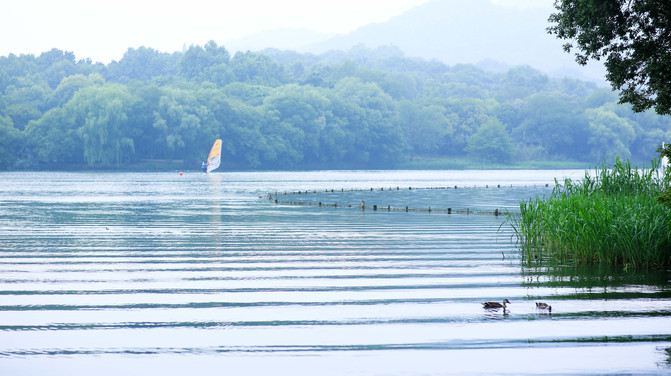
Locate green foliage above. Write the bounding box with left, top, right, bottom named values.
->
left=180, top=41, right=231, bottom=81
left=48, top=73, right=104, bottom=108
left=511, top=94, right=589, bottom=157
left=511, top=157, right=671, bottom=269
left=658, top=143, right=671, bottom=207
left=465, top=118, right=515, bottom=163
left=24, top=107, right=81, bottom=164
left=107, top=47, right=178, bottom=82
left=398, top=101, right=454, bottom=157
left=68, top=84, right=137, bottom=166
left=231, top=51, right=287, bottom=86
left=264, top=84, right=329, bottom=162
left=441, top=98, right=492, bottom=154
left=586, top=108, right=636, bottom=161
left=1, top=42, right=671, bottom=170
left=548, top=0, right=671, bottom=114
left=0, top=115, right=21, bottom=168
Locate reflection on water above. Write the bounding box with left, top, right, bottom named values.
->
left=0, top=171, right=669, bottom=375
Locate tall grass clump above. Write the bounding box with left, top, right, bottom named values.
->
left=511, top=157, right=671, bottom=269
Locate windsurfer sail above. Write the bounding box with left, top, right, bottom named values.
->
left=203, top=139, right=222, bottom=173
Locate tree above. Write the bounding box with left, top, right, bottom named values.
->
left=67, top=84, right=137, bottom=166
left=0, top=115, right=21, bottom=169
left=332, top=77, right=407, bottom=167
left=24, top=107, right=82, bottom=164
left=231, top=51, right=287, bottom=86
left=511, top=94, right=589, bottom=158
left=499, top=65, right=550, bottom=100
left=616, top=106, right=671, bottom=161
left=465, top=118, right=515, bottom=163
left=397, top=101, right=454, bottom=157
left=264, top=84, right=330, bottom=163
left=107, top=46, right=178, bottom=82
left=585, top=107, right=636, bottom=161
left=180, top=41, right=231, bottom=81
left=152, top=87, right=210, bottom=161
left=42, top=59, right=77, bottom=90
left=441, top=98, right=492, bottom=154
left=548, top=0, right=671, bottom=114
left=5, top=82, right=49, bottom=130
left=48, top=73, right=104, bottom=108
left=323, top=89, right=371, bottom=166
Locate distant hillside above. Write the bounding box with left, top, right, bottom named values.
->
left=225, top=0, right=606, bottom=83
left=225, top=28, right=333, bottom=54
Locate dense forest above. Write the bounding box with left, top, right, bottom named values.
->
left=0, top=41, right=670, bottom=170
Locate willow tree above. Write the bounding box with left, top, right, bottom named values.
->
left=548, top=0, right=671, bottom=114
left=67, top=84, right=137, bottom=166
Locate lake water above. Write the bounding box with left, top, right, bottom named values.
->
left=0, top=170, right=670, bottom=375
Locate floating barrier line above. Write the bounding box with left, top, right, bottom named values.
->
left=273, top=186, right=483, bottom=196
left=263, top=184, right=536, bottom=216
left=268, top=198, right=511, bottom=216
left=268, top=183, right=549, bottom=197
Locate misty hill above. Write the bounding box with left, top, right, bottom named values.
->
left=225, top=28, right=334, bottom=54
left=226, top=0, right=606, bottom=83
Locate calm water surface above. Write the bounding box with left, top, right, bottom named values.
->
left=0, top=170, right=670, bottom=375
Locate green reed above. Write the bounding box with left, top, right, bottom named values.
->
left=511, top=157, right=671, bottom=269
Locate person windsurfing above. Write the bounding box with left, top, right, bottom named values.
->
left=202, top=139, right=222, bottom=173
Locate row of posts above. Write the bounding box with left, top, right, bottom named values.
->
left=269, top=195, right=503, bottom=216
left=272, top=183, right=548, bottom=196
left=264, top=183, right=550, bottom=216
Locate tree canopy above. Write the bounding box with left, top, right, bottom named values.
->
left=548, top=0, right=671, bottom=115
left=0, top=41, right=670, bottom=170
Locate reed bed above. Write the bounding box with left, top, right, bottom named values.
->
left=511, top=158, right=671, bottom=269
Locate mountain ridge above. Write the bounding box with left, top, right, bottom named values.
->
left=224, top=0, right=606, bottom=83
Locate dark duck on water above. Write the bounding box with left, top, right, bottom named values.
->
left=482, top=299, right=510, bottom=309
left=536, top=302, right=552, bottom=312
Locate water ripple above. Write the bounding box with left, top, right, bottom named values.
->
left=1, top=171, right=670, bottom=375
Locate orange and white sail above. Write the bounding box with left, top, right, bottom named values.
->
left=206, top=139, right=222, bottom=173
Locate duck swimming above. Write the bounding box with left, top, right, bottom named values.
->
left=536, top=302, right=552, bottom=312
left=483, top=299, right=510, bottom=309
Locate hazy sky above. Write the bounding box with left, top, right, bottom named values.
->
left=2, top=0, right=553, bottom=63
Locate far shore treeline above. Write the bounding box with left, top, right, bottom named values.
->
left=1, top=42, right=670, bottom=171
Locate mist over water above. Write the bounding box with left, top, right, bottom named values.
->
left=0, top=171, right=669, bottom=375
